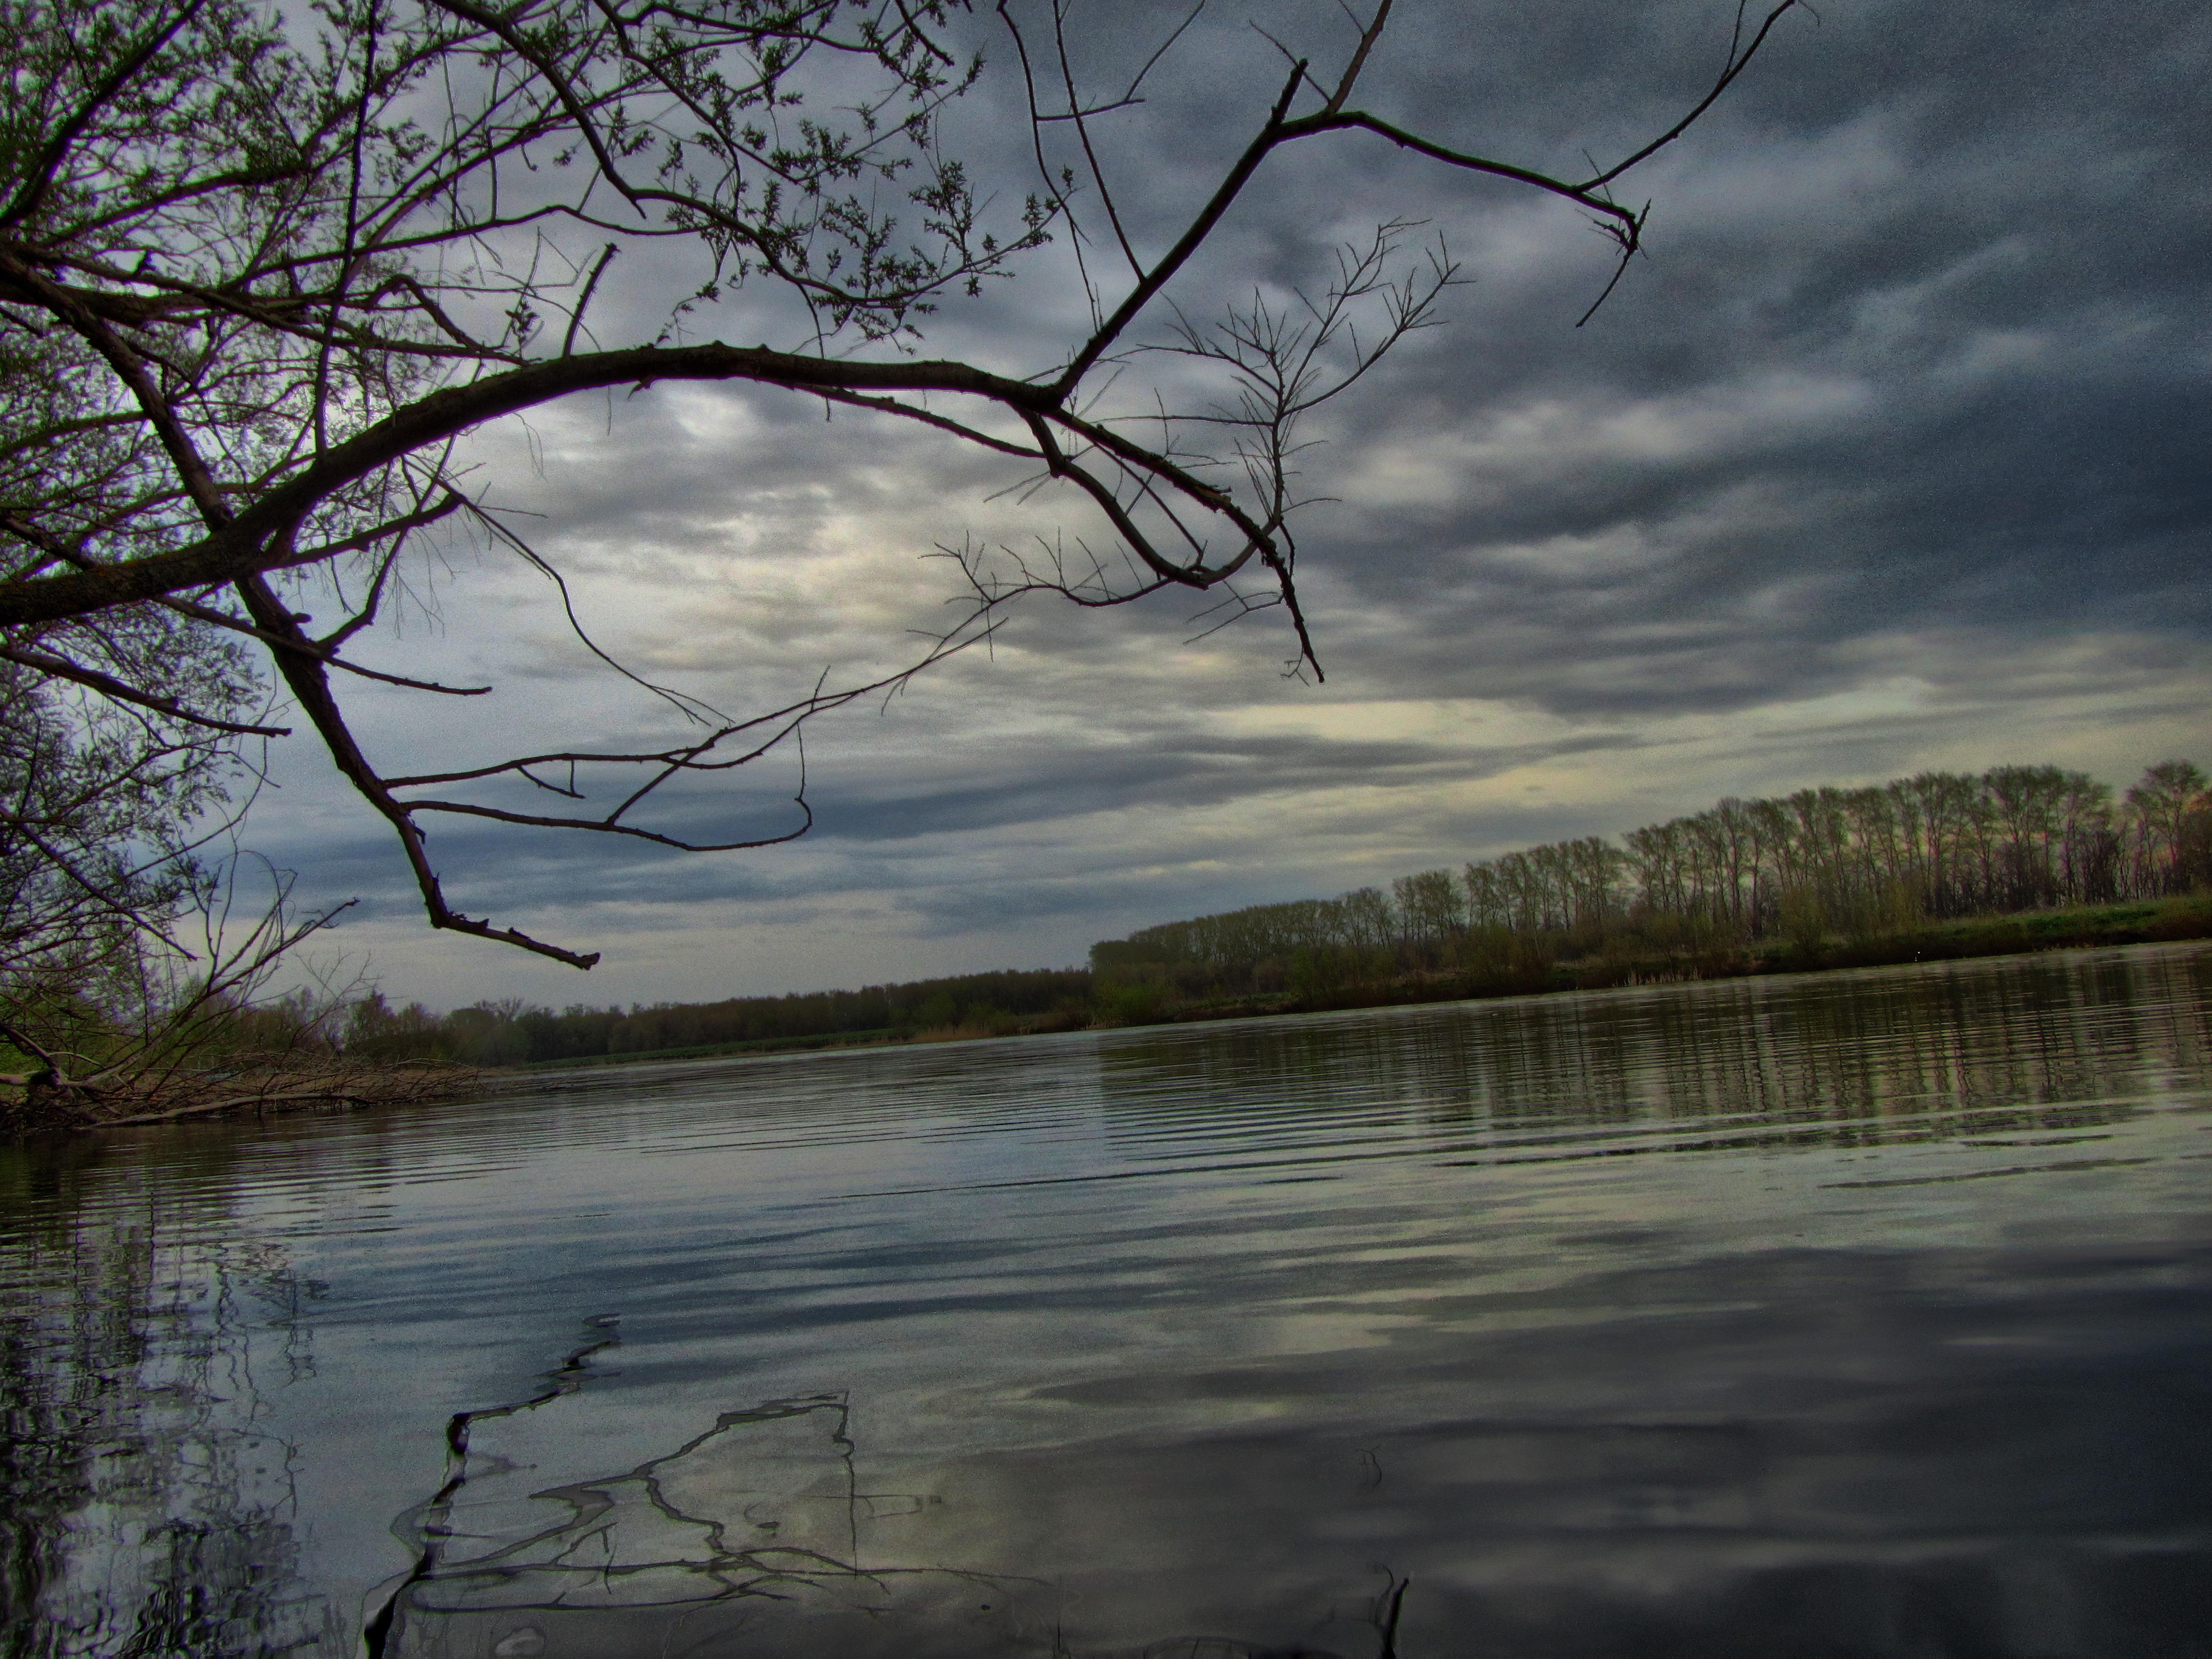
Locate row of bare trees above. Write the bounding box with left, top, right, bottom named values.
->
left=1093, top=760, right=2212, bottom=987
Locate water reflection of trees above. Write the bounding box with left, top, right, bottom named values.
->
left=0, top=1147, right=336, bottom=1656
left=1094, top=949, right=2212, bottom=1162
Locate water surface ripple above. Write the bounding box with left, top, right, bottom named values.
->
left=3, top=945, right=2208, bottom=1656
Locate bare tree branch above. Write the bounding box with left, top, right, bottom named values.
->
left=0, top=0, right=1803, bottom=971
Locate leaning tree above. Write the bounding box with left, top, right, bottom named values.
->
left=0, top=0, right=1805, bottom=968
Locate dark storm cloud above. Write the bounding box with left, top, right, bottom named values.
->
left=1268, top=0, right=2212, bottom=715
left=456, top=0, right=2212, bottom=722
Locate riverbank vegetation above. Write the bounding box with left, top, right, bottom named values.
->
left=339, top=968, right=1095, bottom=1068
left=0, top=875, right=479, bottom=1134
left=7, top=759, right=2207, bottom=1115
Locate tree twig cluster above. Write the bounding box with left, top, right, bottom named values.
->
left=0, top=858, right=473, bottom=1133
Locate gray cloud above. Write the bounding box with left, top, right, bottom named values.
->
left=246, top=0, right=2212, bottom=1005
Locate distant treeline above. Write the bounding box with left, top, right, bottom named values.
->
left=1091, top=760, right=2212, bottom=998
left=316, top=758, right=2210, bottom=1067
left=338, top=967, right=1092, bottom=1066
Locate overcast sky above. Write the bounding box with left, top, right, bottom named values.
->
left=248, top=0, right=2212, bottom=1011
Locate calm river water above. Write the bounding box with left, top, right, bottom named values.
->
left=4, top=944, right=2210, bottom=1658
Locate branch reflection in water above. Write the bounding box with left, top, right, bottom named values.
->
left=365, top=1335, right=1409, bottom=1659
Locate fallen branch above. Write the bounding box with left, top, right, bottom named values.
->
left=3, top=1059, right=484, bottom=1133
